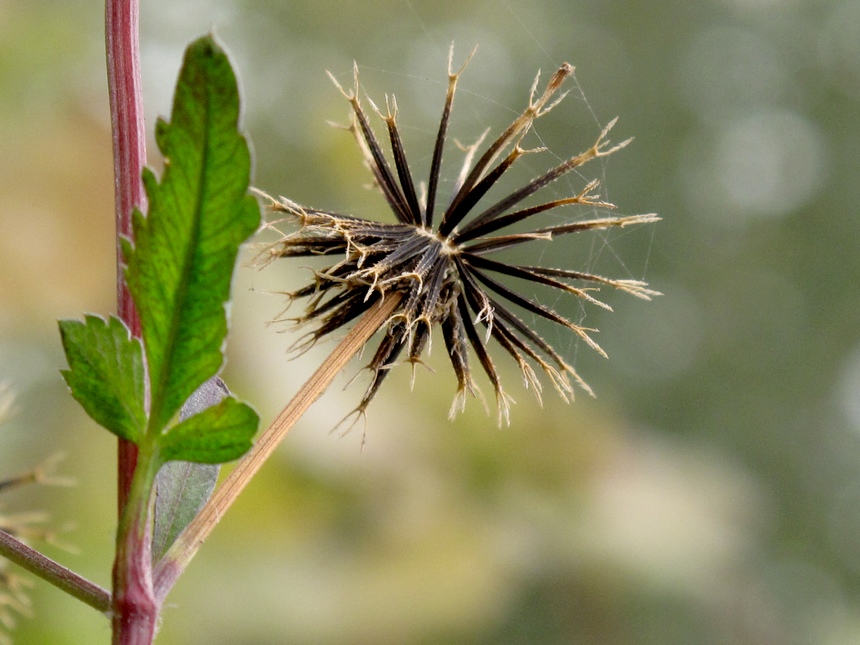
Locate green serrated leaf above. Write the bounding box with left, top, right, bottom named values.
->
left=59, top=315, right=145, bottom=442
left=160, top=397, right=258, bottom=464
left=125, top=35, right=260, bottom=433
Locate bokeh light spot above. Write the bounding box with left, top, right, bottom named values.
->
left=679, top=27, right=789, bottom=122
left=837, top=341, right=860, bottom=434
left=714, top=110, right=826, bottom=218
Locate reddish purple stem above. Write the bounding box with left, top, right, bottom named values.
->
left=105, top=0, right=144, bottom=515
left=105, top=0, right=158, bottom=642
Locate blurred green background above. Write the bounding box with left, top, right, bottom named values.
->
left=1, top=0, right=859, bottom=643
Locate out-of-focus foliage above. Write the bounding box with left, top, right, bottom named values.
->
left=0, top=0, right=858, bottom=643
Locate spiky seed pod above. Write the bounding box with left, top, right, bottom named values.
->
left=263, top=48, right=659, bottom=424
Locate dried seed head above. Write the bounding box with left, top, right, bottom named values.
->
left=263, top=47, right=659, bottom=424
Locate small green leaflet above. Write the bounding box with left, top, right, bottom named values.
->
left=59, top=315, right=145, bottom=443
left=124, top=35, right=261, bottom=434
left=160, top=397, right=258, bottom=464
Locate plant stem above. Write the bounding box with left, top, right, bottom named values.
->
left=106, top=0, right=156, bottom=641
left=105, top=0, right=145, bottom=517
left=111, top=449, right=160, bottom=645
left=152, top=294, right=402, bottom=602
left=0, top=530, right=111, bottom=614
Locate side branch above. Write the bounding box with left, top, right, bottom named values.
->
left=0, top=530, right=111, bottom=614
